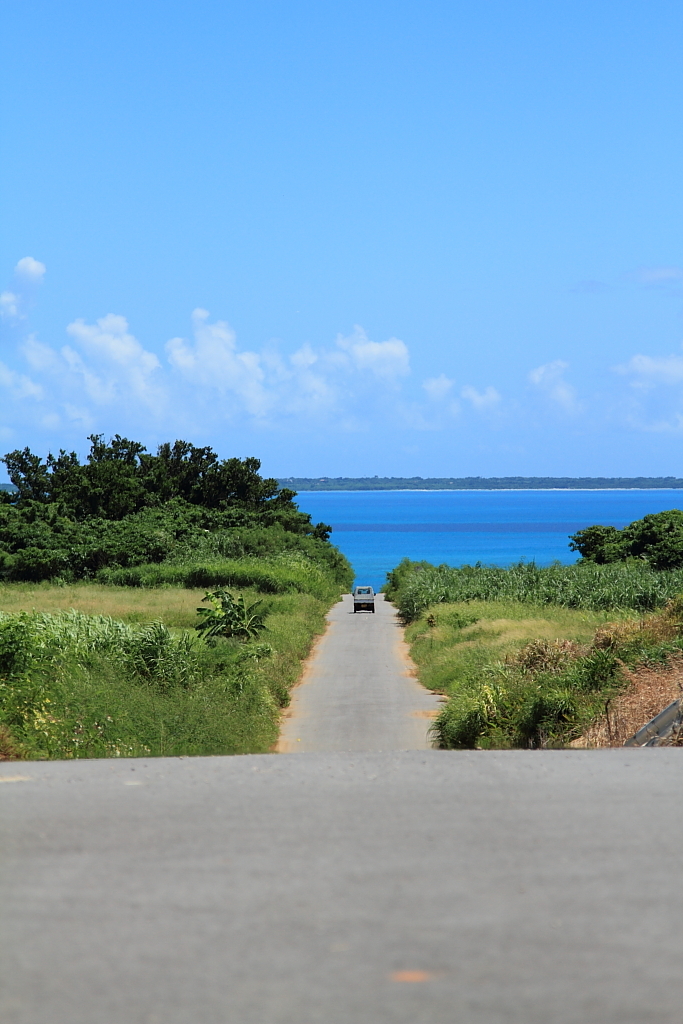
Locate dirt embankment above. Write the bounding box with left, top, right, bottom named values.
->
left=572, top=654, right=683, bottom=748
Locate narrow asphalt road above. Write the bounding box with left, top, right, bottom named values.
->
left=2, top=750, right=683, bottom=1024
left=277, top=593, right=443, bottom=752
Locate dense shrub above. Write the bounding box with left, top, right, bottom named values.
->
left=0, top=504, right=351, bottom=588
left=570, top=509, right=683, bottom=569
left=96, top=553, right=346, bottom=600
left=0, top=435, right=353, bottom=588
left=3, top=435, right=320, bottom=528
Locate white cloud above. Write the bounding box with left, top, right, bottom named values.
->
left=1, top=256, right=418, bottom=437
left=67, top=314, right=160, bottom=374
left=422, top=374, right=454, bottom=401
left=0, top=257, right=45, bottom=323
left=641, top=414, right=683, bottom=433
left=335, top=325, right=410, bottom=379
left=289, top=343, right=317, bottom=370
left=63, top=404, right=94, bottom=429
left=59, top=344, right=116, bottom=405
left=529, top=359, right=569, bottom=387
left=285, top=348, right=332, bottom=409
left=0, top=361, right=43, bottom=399
left=1, top=313, right=165, bottom=427
left=529, top=359, right=578, bottom=412
left=0, top=291, right=19, bottom=320
left=166, top=308, right=269, bottom=417
left=165, top=312, right=412, bottom=421
left=15, top=257, right=46, bottom=282
left=616, top=353, right=683, bottom=386
left=1, top=295, right=423, bottom=438
left=23, top=335, right=62, bottom=373
left=66, top=314, right=162, bottom=407
left=461, top=384, right=501, bottom=410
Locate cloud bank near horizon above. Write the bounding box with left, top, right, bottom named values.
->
left=0, top=258, right=502, bottom=445
left=3, top=258, right=683, bottom=467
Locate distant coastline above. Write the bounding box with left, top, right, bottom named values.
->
left=4, top=478, right=683, bottom=494
left=279, top=476, right=683, bottom=491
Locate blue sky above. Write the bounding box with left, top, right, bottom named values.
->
left=2, top=0, right=683, bottom=479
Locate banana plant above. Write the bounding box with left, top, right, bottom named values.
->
left=195, top=588, right=267, bottom=641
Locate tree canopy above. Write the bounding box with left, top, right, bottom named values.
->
left=570, top=510, right=683, bottom=570
left=0, top=436, right=333, bottom=582
left=2, top=435, right=310, bottom=526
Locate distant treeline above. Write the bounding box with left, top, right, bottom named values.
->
left=278, top=476, right=683, bottom=491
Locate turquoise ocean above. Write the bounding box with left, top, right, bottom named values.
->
left=293, top=490, right=683, bottom=590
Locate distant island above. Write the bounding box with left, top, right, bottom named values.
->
left=5, top=477, right=683, bottom=494
left=278, top=476, right=683, bottom=491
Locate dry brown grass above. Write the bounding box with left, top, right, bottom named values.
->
left=506, top=637, right=586, bottom=674
left=593, top=599, right=683, bottom=651
left=571, top=655, right=683, bottom=748
left=0, top=583, right=207, bottom=629
left=571, top=599, right=683, bottom=747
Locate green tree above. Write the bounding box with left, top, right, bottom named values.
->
left=568, top=525, right=623, bottom=564
left=570, top=510, right=683, bottom=570
left=622, top=510, right=683, bottom=569
left=2, top=435, right=329, bottom=534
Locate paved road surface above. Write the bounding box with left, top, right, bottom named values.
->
left=277, top=593, right=443, bottom=751
left=2, top=750, right=683, bottom=1024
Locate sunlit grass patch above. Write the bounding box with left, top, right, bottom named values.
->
left=0, top=584, right=335, bottom=760
left=0, top=582, right=207, bottom=628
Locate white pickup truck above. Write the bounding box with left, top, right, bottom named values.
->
left=353, top=586, right=375, bottom=613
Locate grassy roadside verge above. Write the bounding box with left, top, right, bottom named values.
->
left=0, top=582, right=340, bottom=760
left=385, top=558, right=683, bottom=748
left=405, top=600, right=636, bottom=748
left=404, top=598, right=683, bottom=748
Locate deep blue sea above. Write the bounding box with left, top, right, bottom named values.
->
left=293, top=490, right=683, bottom=590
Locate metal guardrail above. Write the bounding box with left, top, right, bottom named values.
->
left=624, top=698, right=683, bottom=747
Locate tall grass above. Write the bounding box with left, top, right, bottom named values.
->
left=385, top=558, right=683, bottom=621
left=0, top=581, right=249, bottom=627
left=404, top=596, right=683, bottom=749
left=0, top=592, right=331, bottom=760
left=97, top=552, right=348, bottom=601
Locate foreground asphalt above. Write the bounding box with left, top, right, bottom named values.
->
left=2, top=749, right=682, bottom=1023
left=278, top=593, right=443, bottom=752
